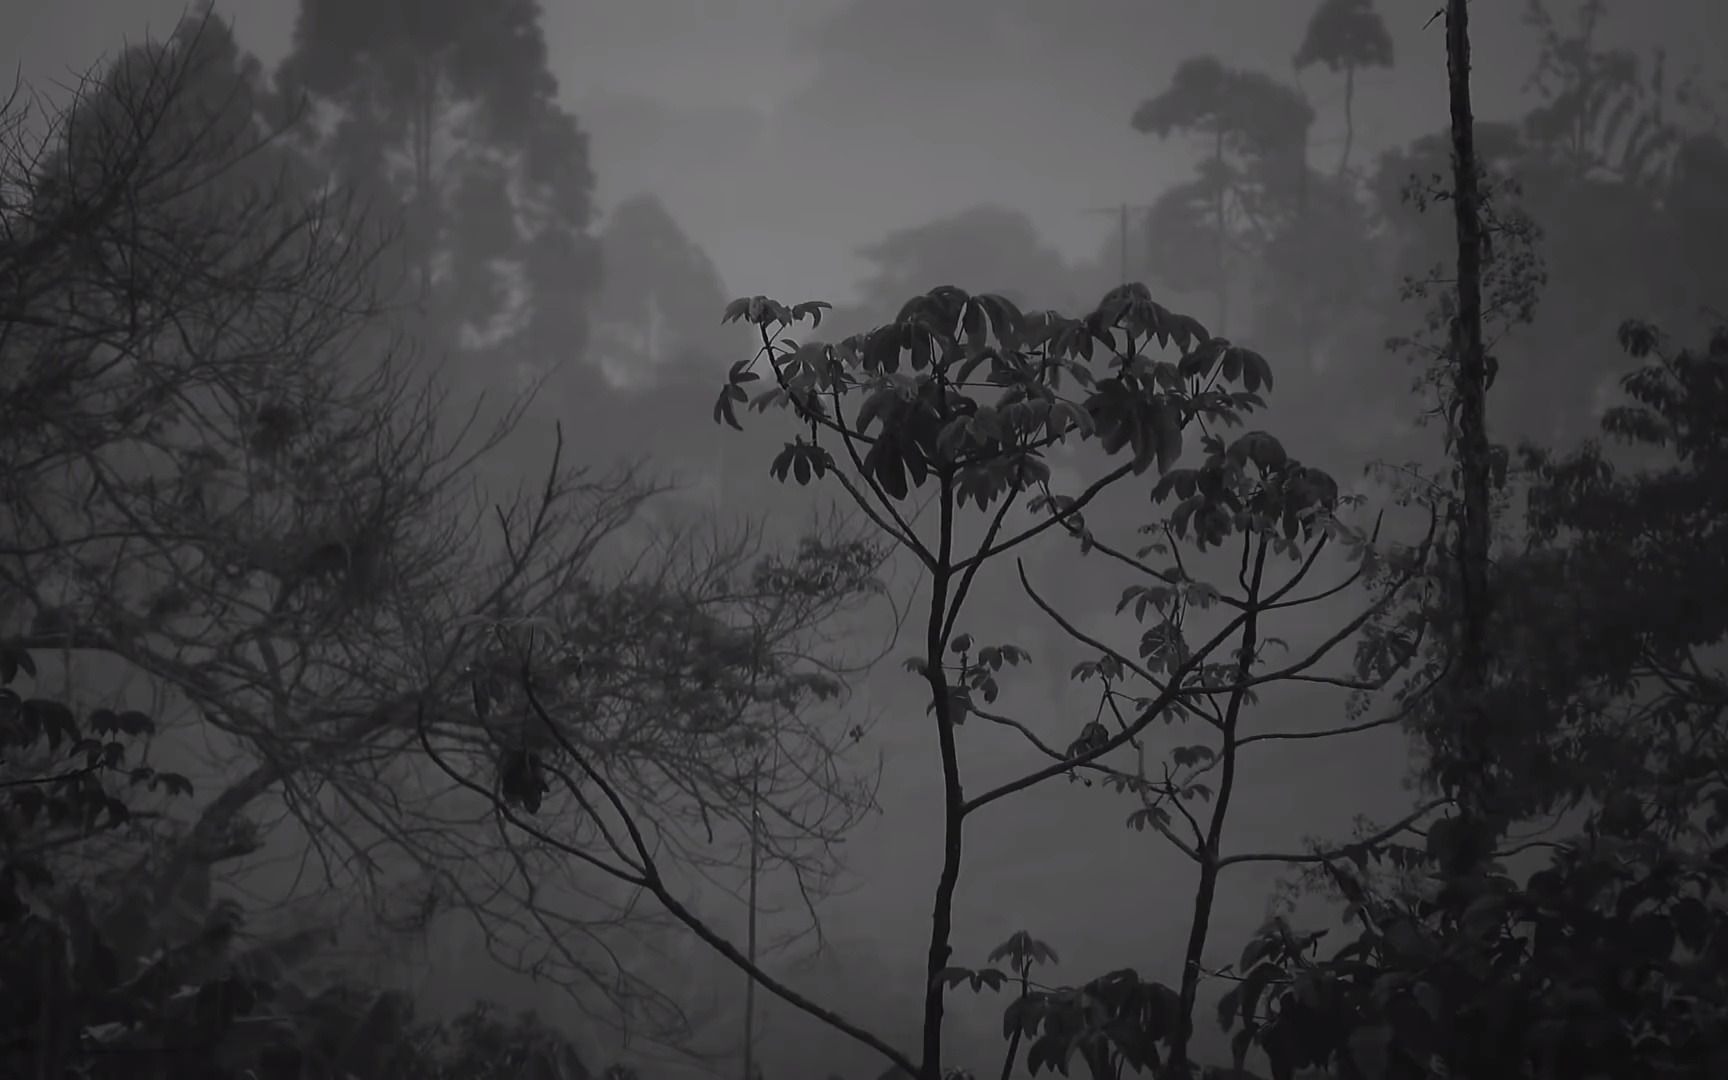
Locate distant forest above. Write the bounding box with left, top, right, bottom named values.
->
left=3, top=2, right=1725, bottom=1079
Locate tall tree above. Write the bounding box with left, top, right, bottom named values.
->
left=588, top=193, right=732, bottom=392
left=1132, top=56, right=1315, bottom=334
left=848, top=205, right=1079, bottom=328
left=1444, top=0, right=1494, bottom=796
left=1367, top=0, right=1723, bottom=452
left=1293, top=0, right=1395, bottom=178
left=276, top=0, right=602, bottom=420
left=444, top=279, right=1455, bottom=1080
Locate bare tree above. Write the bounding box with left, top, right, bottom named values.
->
left=0, top=12, right=886, bottom=1045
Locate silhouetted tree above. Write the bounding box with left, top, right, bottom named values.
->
left=277, top=0, right=602, bottom=418
left=1293, top=0, right=1395, bottom=177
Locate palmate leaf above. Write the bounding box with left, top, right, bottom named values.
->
left=713, top=287, right=1264, bottom=516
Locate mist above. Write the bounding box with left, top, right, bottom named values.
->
left=3, top=2, right=1726, bottom=1079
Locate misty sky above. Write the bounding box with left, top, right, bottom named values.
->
left=7, top=0, right=1721, bottom=310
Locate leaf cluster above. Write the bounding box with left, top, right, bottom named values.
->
left=716, top=285, right=1277, bottom=521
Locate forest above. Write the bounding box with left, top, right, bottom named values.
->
left=1, top=0, right=1725, bottom=1078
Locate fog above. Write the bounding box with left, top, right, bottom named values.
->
left=3, top=2, right=1725, bottom=1079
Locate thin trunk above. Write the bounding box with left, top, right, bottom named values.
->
left=741, top=768, right=761, bottom=1080
left=415, top=61, right=436, bottom=302
left=1445, top=0, right=1494, bottom=798
left=1168, top=541, right=1267, bottom=1076
left=1339, top=64, right=1356, bottom=177
left=1118, top=202, right=1129, bottom=286
left=1213, top=127, right=1229, bottom=335
left=920, top=481, right=964, bottom=1080
left=997, top=973, right=1029, bottom=1080
left=1298, top=126, right=1314, bottom=366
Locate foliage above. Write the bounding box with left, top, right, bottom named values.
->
left=1132, top=58, right=1314, bottom=167
left=1518, top=0, right=1684, bottom=185
left=1361, top=0, right=1726, bottom=451
left=1131, top=56, right=1316, bottom=338
left=1293, top=0, right=1394, bottom=77
left=0, top=647, right=190, bottom=917
left=589, top=193, right=735, bottom=390
left=1229, top=249, right=1728, bottom=1080
left=1474, top=321, right=1728, bottom=828
left=844, top=207, right=1081, bottom=333
left=699, top=282, right=1447, bottom=1080
left=278, top=0, right=602, bottom=408
left=1, top=9, right=890, bottom=1050
left=1294, top=0, right=1394, bottom=178
left=1225, top=796, right=1728, bottom=1079
left=0, top=636, right=594, bottom=1079
left=0, top=645, right=223, bottom=1078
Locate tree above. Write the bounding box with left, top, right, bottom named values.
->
left=276, top=0, right=603, bottom=423
left=410, top=279, right=1458, bottom=1080
left=1221, top=322, right=1728, bottom=1080
left=1, top=634, right=598, bottom=1079
left=1, top=13, right=886, bottom=1049
left=0, top=641, right=230, bottom=1079
left=588, top=193, right=734, bottom=391
left=1216, top=7, right=1728, bottom=1074
left=1364, top=0, right=1725, bottom=452
left=1132, top=56, right=1315, bottom=336
left=1132, top=48, right=1384, bottom=431
left=844, top=206, right=1080, bottom=332
left=1293, top=0, right=1395, bottom=178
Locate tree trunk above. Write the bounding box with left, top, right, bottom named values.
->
left=920, top=485, right=966, bottom=1080
left=1445, top=0, right=1494, bottom=799
left=1298, top=125, right=1314, bottom=367
left=1168, top=542, right=1266, bottom=1076
left=1339, top=64, right=1356, bottom=178
left=415, top=60, right=436, bottom=303
left=1213, top=127, right=1229, bottom=335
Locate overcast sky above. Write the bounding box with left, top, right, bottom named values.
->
left=7, top=0, right=1721, bottom=306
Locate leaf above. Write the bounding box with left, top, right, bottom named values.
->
left=791, top=300, right=833, bottom=327
left=1627, top=911, right=1676, bottom=961
left=1216, top=983, right=1242, bottom=1031
left=1152, top=398, right=1183, bottom=473
left=940, top=687, right=971, bottom=726
left=1171, top=744, right=1215, bottom=768
left=727, top=358, right=760, bottom=385
left=713, top=387, right=743, bottom=430
left=1003, top=995, right=1039, bottom=1039
left=1617, top=318, right=1660, bottom=357
left=23, top=698, right=77, bottom=749
left=1347, top=1024, right=1392, bottom=1080
left=864, top=325, right=901, bottom=374
left=1231, top=1028, right=1255, bottom=1075
left=855, top=388, right=898, bottom=434
left=1238, top=962, right=1283, bottom=1028
left=155, top=772, right=194, bottom=797
left=1671, top=896, right=1711, bottom=951
left=1386, top=991, right=1438, bottom=1062
left=1126, top=806, right=1171, bottom=832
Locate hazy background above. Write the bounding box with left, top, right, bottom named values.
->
left=4, top=2, right=1724, bottom=1078
left=10, top=0, right=1720, bottom=305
